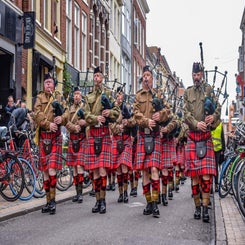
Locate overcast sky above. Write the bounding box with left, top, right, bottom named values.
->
left=146, top=0, right=245, bottom=118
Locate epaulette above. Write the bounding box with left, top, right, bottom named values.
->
left=187, top=85, right=194, bottom=89
left=136, top=88, right=144, bottom=94
left=38, top=91, right=44, bottom=94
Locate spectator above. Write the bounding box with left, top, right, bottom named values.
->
left=4, top=96, right=21, bottom=127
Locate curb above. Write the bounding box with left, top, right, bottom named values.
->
left=0, top=189, right=91, bottom=222
left=214, top=193, right=228, bottom=245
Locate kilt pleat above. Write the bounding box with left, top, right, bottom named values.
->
left=39, top=130, right=63, bottom=171
left=161, top=138, right=176, bottom=169
left=84, top=126, right=111, bottom=170
left=176, top=144, right=185, bottom=166
left=66, top=132, right=86, bottom=167
left=185, top=131, right=216, bottom=177
left=134, top=134, right=161, bottom=170
left=111, top=135, right=132, bottom=170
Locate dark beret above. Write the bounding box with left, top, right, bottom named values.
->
left=94, top=66, right=103, bottom=75
left=192, top=62, right=203, bottom=73
left=143, top=65, right=152, bottom=74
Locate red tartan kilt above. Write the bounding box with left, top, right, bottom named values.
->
left=185, top=131, right=216, bottom=177
left=176, top=144, right=185, bottom=167
left=39, top=130, right=63, bottom=171
left=84, top=127, right=111, bottom=170
left=66, top=132, right=86, bottom=167
left=161, top=138, right=175, bottom=169
left=111, top=135, right=132, bottom=170
left=134, top=134, right=162, bottom=170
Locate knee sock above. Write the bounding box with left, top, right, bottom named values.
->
left=192, top=183, right=201, bottom=207
left=151, top=179, right=160, bottom=202
left=143, top=183, right=151, bottom=203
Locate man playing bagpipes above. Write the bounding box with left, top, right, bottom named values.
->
left=65, top=87, right=87, bottom=204
left=160, top=102, right=180, bottom=205
left=133, top=65, right=169, bottom=218
left=83, top=66, right=120, bottom=214
left=184, top=62, right=221, bottom=222
left=34, top=73, right=69, bottom=215
left=110, top=86, right=136, bottom=203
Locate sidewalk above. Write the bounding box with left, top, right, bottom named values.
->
left=214, top=192, right=245, bottom=245
left=1, top=186, right=245, bottom=245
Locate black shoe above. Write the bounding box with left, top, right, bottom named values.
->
left=123, top=191, right=128, bottom=203
left=118, top=194, right=123, bottom=203
left=41, top=202, right=50, bottom=213
left=77, top=194, right=83, bottom=203
left=202, top=206, right=209, bottom=222
left=100, top=199, right=106, bottom=214
left=89, top=189, right=95, bottom=197
left=106, top=184, right=111, bottom=191
left=92, top=201, right=101, bottom=213
left=161, top=194, right=168, bottom=206
left=49, top=199, right=56, bottom=215
left=143, top=202, right=152, bottom=215
left=72, top=195, right=79, bottom=202
left=152, top=201, right=160, bottom=218
left=194, top=206, right=201, bottom=220
left=168, top=189, right=173, bottom=200
left=215, top=185, right=219, bottom=192
left=131, top=188, right=137, bottom=197
left=111, top=183, right=116, bottom=191
left=175, top=185, right=179, bottom=192
left=130, top=188, right=134, bottom=196
left=157, top=194, right=161, bottom=204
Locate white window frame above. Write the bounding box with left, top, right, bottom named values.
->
left=66, top=0, right=72, bottom=63
left=74, top=3, right=80, bottom=69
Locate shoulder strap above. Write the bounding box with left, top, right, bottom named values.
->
left=44, top=95, right=54, bottom=114
left=91, top=92, right=102, bottom=114
left=71, top=105, right=82, bottom=123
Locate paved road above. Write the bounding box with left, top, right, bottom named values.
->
left=0, top=179, right=214, bottom=245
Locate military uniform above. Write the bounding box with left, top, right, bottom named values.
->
left=66, top=91, right=87, bottom=203
left=133, top=66, right=169, bottom=217
left=184, top=62, right=221, bottom=222
left=84, top=68, right=120, bottom=214
left=110, top=99, right=135, bottom=203
left=160, top=114, right=179, bottom=204
left=34, top=80, right=68, bottom=215
left=176, top=121, right=188, bottom=185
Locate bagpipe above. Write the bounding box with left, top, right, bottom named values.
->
left=199, top=42, right=229, bottom=117
left=77, top=107, right=85, bottom=119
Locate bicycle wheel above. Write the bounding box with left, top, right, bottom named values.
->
left=0, top=153, right=25, bottom=202
left=231, top=158, right=245, bottom=201
left=15, top=158, right=36, bottom=201
left=30, top=154, right=45, bottom=198
left=219, top=157, right=233, bottom=198
left=56, top=166, right=73, bottom=191
left=237, top=162, right=245, bottom=218
left=83, top=171, right=91, bottom=188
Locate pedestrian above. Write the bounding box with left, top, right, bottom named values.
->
left=33, top=73, right=69, bottom=215
left=4, top=95, right=21, bottom=127
left=211, top=121, right=226, bottom=192
left=183, top=62, right=221, bottom=222
left=65, top=87, right=87, bottom=203
left=110, top=86, right=135, bottom=203
left=84, top=66, right=120, bottom=214
left=133, top=65, right=169, bottom=218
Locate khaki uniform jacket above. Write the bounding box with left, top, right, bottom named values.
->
left=66, top=100, right=86, bottom=133
left=84, top=85, right=120, bottom=126
left=34, top=91, right=68, bottom=130
left=184, top=83, right=221, bottom=131
left=133, top=88, right=168, bottom=128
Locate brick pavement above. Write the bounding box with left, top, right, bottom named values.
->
left=214, top=192, right=245, bottom=245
